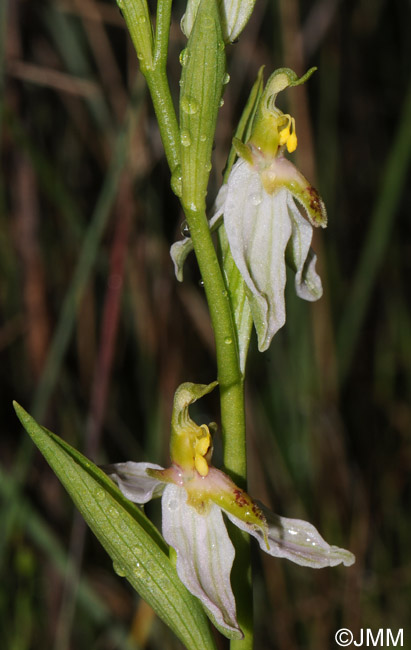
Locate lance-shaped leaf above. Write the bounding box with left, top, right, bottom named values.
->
left=180, top=0, right=225, bottom=213
left=14, top=403, right=217, bottom=650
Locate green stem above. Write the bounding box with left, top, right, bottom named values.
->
left=185, top=207, right=253, bottom=648
left=120, top=0, right=180, bottom=172
left=154, top=0, right=172, bottom=66
left=123, top=0, right=253, bottom=642
left=145, top=70, right=180, bottom=171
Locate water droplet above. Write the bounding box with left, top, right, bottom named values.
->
left=224, top=337, right=233, bottom=345
left=108, top=506, right=119, bottom=519
left=180, top=129, right=191, bottom=147
left=180, top=220, right=190, bottom=237
left=199, top=279, right=205, bottom=288
left=95, top=489, right=105, bottom=502
left=222, top=289, right=228, bottom=297
left=204, top=162, right=212, bottom=172
left=250, top=192, right=262, bottom=206
left=179, top=48, right=190, bottom=66
left=113, top=561, right=126, bottom=577
left=181, top=96, right=199, bottom=115
left=133, top=563, right=144, bottom=578
left=167, top=499, right=179, bottom=512
left=199, top=134, right=207, bottom=142
left=133, top=545, right=142, bottom=556
left=137, top=51, right=144, bottom=61
left=137, top=14, right=146, bottom=24
left=171, top=165, right=182, bottom=197
left=117, top=0, right=124, bottom=9
left=219, top=98, right=225, bottom=108
left=223, top=73, right=230, bottom=85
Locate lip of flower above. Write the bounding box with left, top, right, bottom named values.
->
left=105, top=382, right=355, bottom=639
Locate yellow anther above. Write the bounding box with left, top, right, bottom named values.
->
left=196, top=436, right=210, bottom=457
left=278, top=115, right=297, bottom=153
left=286, top=131, right=297, bottom=153
left=278, top=126, right=290, bottom=146
left=195, top=454, right=209, bottom=476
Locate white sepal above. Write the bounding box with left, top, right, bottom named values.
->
left=225, top=503, right=355, bottom=568
left=107, top=462, right=165, bottom=504
left=162, top=484, right=243, bottom=639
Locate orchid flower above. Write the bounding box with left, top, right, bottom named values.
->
left=171, top=67, right=327, bottom=353
left=106, top=382, right=355, bottom=639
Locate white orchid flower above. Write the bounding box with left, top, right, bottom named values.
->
left=181, top=0, right=256, bottom=44
left=171, top=67, right=327, bottom=353
left=210, top=67, right=327, bottom=351
left=106, top=382, right=355, bottom=639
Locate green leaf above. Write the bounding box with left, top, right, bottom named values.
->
left=180, top=0, right=226, bottom=213
left=14, top=402, right=217, bottom=650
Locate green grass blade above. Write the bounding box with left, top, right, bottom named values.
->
left=337, top=77, right=411, bottom=382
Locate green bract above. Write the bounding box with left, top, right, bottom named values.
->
left=179, top=0, right=225, bottom=213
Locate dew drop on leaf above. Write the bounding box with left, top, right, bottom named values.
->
left=171, top=166, right=183, bottom=197
left=180, top=130, right=192, bottom=147
left=181, top=96, right=199, bottom=115
left=95, top=489, right=105, bottom=502
left=179, top=48, right=190, bottom=66
left=113, top=561, right=126, bottom=577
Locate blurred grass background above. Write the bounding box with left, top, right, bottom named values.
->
left=1, top=0, right=411, bottom=648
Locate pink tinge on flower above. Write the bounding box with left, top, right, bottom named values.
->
left=107, top=458, right=355, bottom=639
left=106, top=382, right=354, bottom=641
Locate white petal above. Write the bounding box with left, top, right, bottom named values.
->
left=170, top=237, right=193, bottom=282
left=223, top=159, right=291, bottom=351
left=162, top=484, right=242, bottom=639
left=107, top=462, right=165, bottom=504
left=225, top=502, right=355, bottom=568
left=285, top=194, right=323, bottom=301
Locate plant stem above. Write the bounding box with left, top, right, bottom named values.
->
left=184, top=207, right=253, bottom=649
left=145, top=70, right=180, bottom=171
left=125, top=0, right=253, bottom=642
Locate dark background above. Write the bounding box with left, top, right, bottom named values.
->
left=1, top=0, right=410, bottom=648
